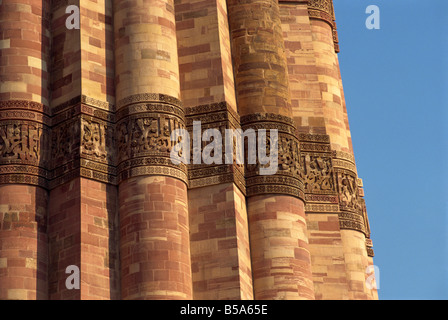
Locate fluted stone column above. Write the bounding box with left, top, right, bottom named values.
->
left=114, top=0, right=192, bottom=299
left=0, top=0, right=51, bottom=300
left=227, top=0, right=315, bottom=299
left=276, top=0, right=377, bottom=299
left=306, top=0, right=376, bottom=300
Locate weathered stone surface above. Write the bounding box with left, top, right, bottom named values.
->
left=0, top=0, right=376, bottom=300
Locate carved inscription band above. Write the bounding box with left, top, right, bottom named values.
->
left=0, top=100, right=50, bottom=188
left=299, top=132, right=370, bottom=236
left=241, top=113, right=305, bottom=201
left=307, top=0, right=340, bottom=52
left=116, top=95, right=188, bottom=185
left=186, top=101, right=245, bottom=194
left=0, top=97, right=372, bottom=247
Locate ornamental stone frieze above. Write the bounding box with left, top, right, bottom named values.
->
left=185, top=101, right=246, bottom=193
left=0, top=100, right=50, bottom=188
left=299, top=132, right=370, bottom=236
left=241, top=113, right=304, bottom=201
left=116, top=93, right=188, bottom=185
left=306, top=0, right=340, bottom=52
left=49, top=95, right=116, bottom=188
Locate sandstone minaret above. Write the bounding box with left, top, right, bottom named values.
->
left=227, top=0, right=315, bottom=300
left=279, top=0, right=377, bottom=299
left=113, top=0, right=192, bottom=299
left=0, top=0, right=51, bottom=300
left=0, top=0, right=377, bottom=300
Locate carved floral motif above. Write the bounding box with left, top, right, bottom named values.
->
left=302, top=154, right=334, bottom=193
left=117, top=115, right=183, bottom=163
left=307, top=0, right=333, bottom=15
left=0, top=122, right=46, bottom=163
left=336, top=170, right=362, bottom=212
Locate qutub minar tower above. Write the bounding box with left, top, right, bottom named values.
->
left=0, top=0, right=377, bottom=300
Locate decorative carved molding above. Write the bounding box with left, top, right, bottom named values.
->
left=0, top=121, right=49, bottom=164
left=305, top=203, right=339, bottom=213
left=335, top=169, right=366, bottom=234
left=0, top=101, right=50, bottom=188
left=186, top=101, right=245, bottom=194
left=298, top=132, right=369, bottom=235
left=0, top=109, right=51, bottom=127
left=0, top=95, right=190, bottom=188
left=308, top=0, right=333, bottom=16
left=116, top=95, right=188, bottom=185
left=366, top=238, right=374, bottom=257
left=46, top=95, right=116, bottom=187
left=307, top=0, right=340, bottom=53
left=0, top=99, right=50, bottom=116
left=302, top=154, right=334, bottom=193
left=241, top=113, right=304, bottom=200
left=117, top=93, right=182, bottom=110
left=335, top=169, right=362, bottom=212
left=81, top=117, right=114, bottom=163
left=49, top=111, right=117, bottom=187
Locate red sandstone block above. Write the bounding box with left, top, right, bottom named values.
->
left=18, top=250, right=35, bottom=258
left=88, top=37, right=102, bottom=48
left=176, top=19, right=194, bottom=31
left=82, top=197, right=103, bottom=209
left=294, top=247, right=311, bottom=262
left=81, top=233, right=100, bottom=247
left=87, top=224, right=108, bottom=237
left=178, top=43, right=210, bottom=57
left=131, top=251, right=147, bottom=264
left=154, top=270, right=169, bottom=281
left=197, top=221, right=216, bottom=232
left=146, top=184, right=161, bottom=194
left=0, top=276, right=25, bottom=288
left=147, top=250, right=169, bottom=261
left=8, top=266, right=36, bottom=278
left=10, top=38, right=42, bottom=52
left=149, top=193, right=164, bottom=202
left=127, top=222, right=148, bottom=234
left=318, top=221, right=340, bottom=231
left=164, top=260, right=180, bottom=271
left=218, top=238, right=237, bottom=250
left=190, top=231, right=208, bottom=241
left=308, top=238, right=335, bottom=245
left=140, top=260, right=165, bottom=271
left=249, top=212, right=277, bottom=222
left=154, top=201, right=172, bottom=211
left=210, top=228, right=235, bottom=239
left=178, top=212, right=187, bottom=227
left=23, top=277, right=38, bottom=290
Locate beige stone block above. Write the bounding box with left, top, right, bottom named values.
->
left=15, top=3, right=31, bottom=12
left=0, top=82, right=27, bottom=93
left=254, top=276, right=274, bottom=290
left=264, top=247, right=295, bottom=259
left=25, top=258, right=37, bottom=269
left=129, top=263, right=140, bottom=274
left=0, top=257, right=7, bottom=268
left=8, top=289, right=28, bottom=300
left=276, top=211, right=299, bottom=222
left=31, top=94, right=48, bottom=106
left=191, top=239, right=218, bottom=253
left=0, top=39, right=10, bottom=49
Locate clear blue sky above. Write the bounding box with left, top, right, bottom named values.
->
left=333, top=0, right=448, bottom=299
